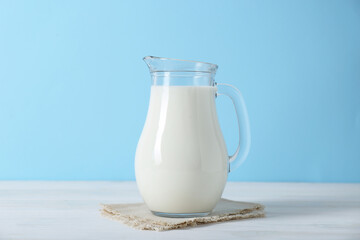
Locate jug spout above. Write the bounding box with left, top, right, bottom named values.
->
left=143, top=56, right=218, bottom=73
left=143, top=56, right=155, bottom=70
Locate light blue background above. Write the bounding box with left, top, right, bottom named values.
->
left=0, top=0, right=359, bottom=182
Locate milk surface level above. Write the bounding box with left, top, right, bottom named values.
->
left=135, top=86, right=228, bottom=214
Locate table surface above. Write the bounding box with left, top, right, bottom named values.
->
left=0, top=181, right=359, bottom=240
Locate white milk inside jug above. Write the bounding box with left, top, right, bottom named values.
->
left=135, top=85, right=228, bottom=213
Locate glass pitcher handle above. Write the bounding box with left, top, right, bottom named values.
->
left=216, top=83, right=251, bottom=172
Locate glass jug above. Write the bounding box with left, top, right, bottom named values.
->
left=135, top=56, right=250, bottom=217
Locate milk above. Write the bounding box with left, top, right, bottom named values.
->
left=135, top=86, right=228, bottom=214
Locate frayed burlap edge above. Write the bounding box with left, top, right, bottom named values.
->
left=100, top=201, right=265, bottom=231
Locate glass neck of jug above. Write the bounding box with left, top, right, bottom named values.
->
left=144, top=56, right=218, bottom=86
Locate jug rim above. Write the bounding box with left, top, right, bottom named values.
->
left=143, top=56, right=218, bottom=73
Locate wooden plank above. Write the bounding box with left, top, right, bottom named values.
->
left=0, top=182, right=359, bottom=239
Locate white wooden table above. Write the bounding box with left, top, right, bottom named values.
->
left=0, top=181, right=359, bottom=240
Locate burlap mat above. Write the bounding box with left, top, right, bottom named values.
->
left=100, top=198, right=265, bottom=231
